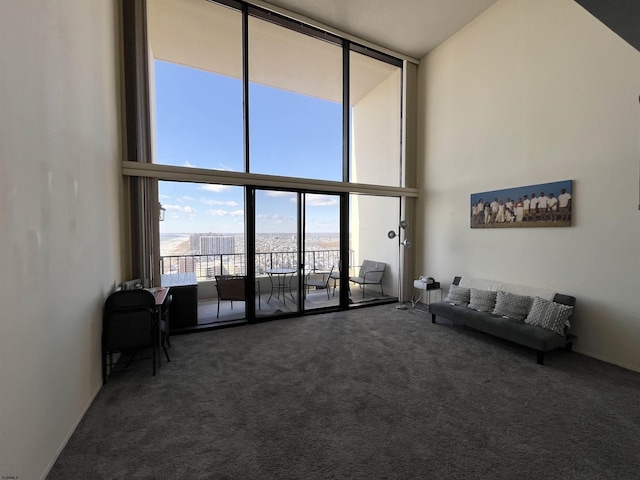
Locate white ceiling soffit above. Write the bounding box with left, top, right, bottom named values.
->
left=148, top=0, right=400, bottom=104
left=260, top=0, right=499, bottom=59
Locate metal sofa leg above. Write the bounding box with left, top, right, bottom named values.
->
left=536, top=351, right=545, bottom=365
left=431, top=314, right=436, bottom=323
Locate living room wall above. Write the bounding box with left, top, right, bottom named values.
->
left=0, top=1, right=122, bottom=479
left=416, top=0, right=640, bottom=371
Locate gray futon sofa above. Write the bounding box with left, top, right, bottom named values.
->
left=429, top=276, right=576, bottom=364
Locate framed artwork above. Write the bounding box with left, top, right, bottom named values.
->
left=471, top=180, right=572, bottom=228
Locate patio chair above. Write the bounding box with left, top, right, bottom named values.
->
left=349, top=260, right=386, bottom=298
left=329, top=267, right=341, bottom=296
left=304, top=266, right=334, bottom=300
left=215, top=275, right=261, bottom=317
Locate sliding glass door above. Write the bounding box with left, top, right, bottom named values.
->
left=252, top=189, right=343, bottom=319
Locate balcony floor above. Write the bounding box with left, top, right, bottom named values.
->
left=196, top=287, right=394, bottom=326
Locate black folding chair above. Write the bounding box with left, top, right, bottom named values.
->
left=102, top=289, right=165, bottom=384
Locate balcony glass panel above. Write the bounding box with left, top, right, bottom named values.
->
left=255, top=189, right=300, bottom=318
left=303, top=193, right=340, bottom=310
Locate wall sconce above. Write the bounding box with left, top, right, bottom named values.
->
left=159, top=203, right=166, bottom=222
left=388, top=220, right=411, bottom=309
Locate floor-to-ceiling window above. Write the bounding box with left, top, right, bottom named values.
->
left=248, top=16, right=343, bottom=181
left=123, top=0, right=416, bottom=327
left=148, top=0, right=243, bottom=172
left=349, top=51, right=403, bottom=187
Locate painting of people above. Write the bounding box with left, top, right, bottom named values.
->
left=470, top=180, right=572, bottom=228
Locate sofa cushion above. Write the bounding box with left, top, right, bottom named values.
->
left=525, top=296, right=573, bottom=335
left=492, top=291, right=532, bottom=321
left=468, top=288, right=497, bottom=313
left=444, top=284, right=470, bottom=306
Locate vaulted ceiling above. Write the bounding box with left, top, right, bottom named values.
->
left=261, top=0, right=499, bottom=59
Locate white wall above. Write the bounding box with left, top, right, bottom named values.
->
left=417, top=0, right=640, bottom=371
left=0, top=1, right=122, bottom=479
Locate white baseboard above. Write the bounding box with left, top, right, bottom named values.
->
left=39, top=381, right=103, bottom=480
left=573, top=347, right=640, bottom=374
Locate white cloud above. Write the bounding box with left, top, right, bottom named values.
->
left=200, top=198, right=239, bottom=206
left=306, top=194, right=338, bottom=207
left=200, top=184, right=233, bottom=193
left=266, top=191, right=296, bottom=198
left=257, top=214, right=283, bottom=220
left=216, top=162, right=234, bottom=171
left=208, top=208, right=244, bottom=217
left=209, top=209, right=229, bottom=216
left=165, top=204, right=196, bottom=213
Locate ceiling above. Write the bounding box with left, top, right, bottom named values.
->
left=261, top=0, right=499, bottom=59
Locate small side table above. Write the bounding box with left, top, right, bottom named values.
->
left=411, top=280, right=442, bottom=307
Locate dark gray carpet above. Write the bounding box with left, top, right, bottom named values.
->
left=48, top=305, right=640, bottom=479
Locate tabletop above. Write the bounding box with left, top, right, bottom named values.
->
left=146, top=287, right=170, bottom=306
left=161, top=272, right=197, bottom=287
left=266, top=268, right=297, bottom=275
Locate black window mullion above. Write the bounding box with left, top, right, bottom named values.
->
left=350, top=42, right=403, bottom=68
left=242, top=2, right=250, bottom=173
left=339, top=192, right=350, bottom=309
left=342, top=40, right=350, bottom=183
left=247, top=4, right=341, bottom=47
left=298, top=192, right=305, bottom=313
left=340, top=40, right=350, bottom=309
left=245, top=187, right=256, bottom=321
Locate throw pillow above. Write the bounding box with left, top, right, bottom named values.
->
left=468, top=288, right=497, bottom=313
left=525, top=296, right=573, bottom=335
left=444, top=284, right=470, bottom=306
left=492, top=291, right=532, bottom=320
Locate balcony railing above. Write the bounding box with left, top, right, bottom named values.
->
left=160, top=249, right=347, bottom=281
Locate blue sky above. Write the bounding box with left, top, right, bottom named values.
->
left=155, top=60, right=342, bottom=234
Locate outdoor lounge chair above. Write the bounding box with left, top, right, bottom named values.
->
left=349, top=260, right=386, bottom=298
left=215, top=275, right=261, bottom=317
left=304, top=266, right=334, bottom=300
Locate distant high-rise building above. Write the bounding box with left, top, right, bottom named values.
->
left=198, top=235, right=235, bottom=255
left=177, top=256, right=195, bottom=274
